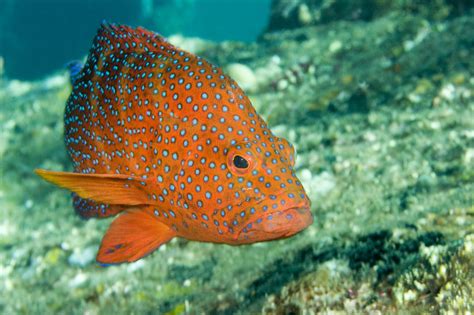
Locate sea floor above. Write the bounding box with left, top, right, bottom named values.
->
left=1, top=7, right=473, bottom=315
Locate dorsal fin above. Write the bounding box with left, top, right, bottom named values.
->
left=87, top=22, right=175, bottom=70
left=93, top=22, right=171, bottom=54
left=73, top=22, right=180, bottom=87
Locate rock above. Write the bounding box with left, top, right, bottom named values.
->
left=439, top=83, right=456, bottom=101
left=168, top=35, right=212, bottom=55
left=265, top=0, right=474, bottom=32
left=224, top=63, right=258, bottom=93
left=68, top=272, right=88, bottom=288
left=298, top=4, right=313, bottom=25
left=298, top=169, right=336, bottom=197
left=311, top=171, right=336, bottom=196
left=328, top=40, right=343, bottom=53
left=254, top=55, right=283, bottom=87
left=68, top=246, right=97, bottom=267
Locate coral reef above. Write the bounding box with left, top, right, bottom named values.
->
left=266, top=0, right=474, bottom=32
left=262, top=233, right=473, bottom=313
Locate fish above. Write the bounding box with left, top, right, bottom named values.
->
left=35, top=23, right=313, bottom=264
left=66, top=60, right=84, bottom=85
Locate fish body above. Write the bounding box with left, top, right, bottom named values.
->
left=66, top=60, right=83, bottom=84
left=36, top=23, right=312, bottom=264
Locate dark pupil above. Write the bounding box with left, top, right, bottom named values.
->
left=233, top=155, right=249, bottom=169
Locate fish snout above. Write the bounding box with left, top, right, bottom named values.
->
left=236, top=203, right=313, bottom=243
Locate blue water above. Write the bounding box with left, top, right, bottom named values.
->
left=1, top=0, right=271, bottom=80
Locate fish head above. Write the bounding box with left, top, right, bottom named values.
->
left=132, top=47, right=314, bottom=243
left=167, top=68, right=314, bottom=243
left=176, top=109, right=312, bottom=244
left=221, top=135, right=312, bottom=244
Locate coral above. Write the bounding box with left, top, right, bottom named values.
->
left=394, top=235, right=474, bottom=313
left=266, top=0, right=474, bottom=32
left=262, top=233, right=473, bottom=313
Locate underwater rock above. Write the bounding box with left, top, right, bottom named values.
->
left=167, top=34, right=213, bottom=55
left=224, top=63, right=258, bottom=93
left=68, top=272, right=89, bottom=289
left=254, top=55, right=284, bottom=89
left=298, top=169, right=336, bottom=197
left=0, top=80, right=32, bottom=99
left=68, top=246, right=97, bottom=267
left=265, top=0, right=474, bottom=32
left=393, top=235, right=474, bottom=313
left=262, top=231, right=473, bottom=313
left=266, top=0, right=378, bottom=31
left=259, top=8, right=474, bottom=124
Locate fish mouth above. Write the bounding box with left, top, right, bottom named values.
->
left=235, top=204, right=313, bottom=244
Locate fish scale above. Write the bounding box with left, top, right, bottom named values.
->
left=36, top=23, right=313, bottom=264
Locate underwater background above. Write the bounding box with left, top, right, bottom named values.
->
left=0, top=0, right=473, bottom=314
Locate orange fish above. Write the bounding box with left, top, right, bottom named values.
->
left=36, top=23, right=313, bottom=264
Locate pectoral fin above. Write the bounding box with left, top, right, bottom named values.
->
left=35, top=169, right=151, bottom=205
left=97, top=208, right=175, bottom=264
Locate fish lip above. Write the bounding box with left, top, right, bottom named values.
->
left=235, top=203, right=312, bottom=240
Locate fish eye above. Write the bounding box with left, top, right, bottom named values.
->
left=233, top=155, right=249, bottom=169
left=227, top=146, right=255, bottom=176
